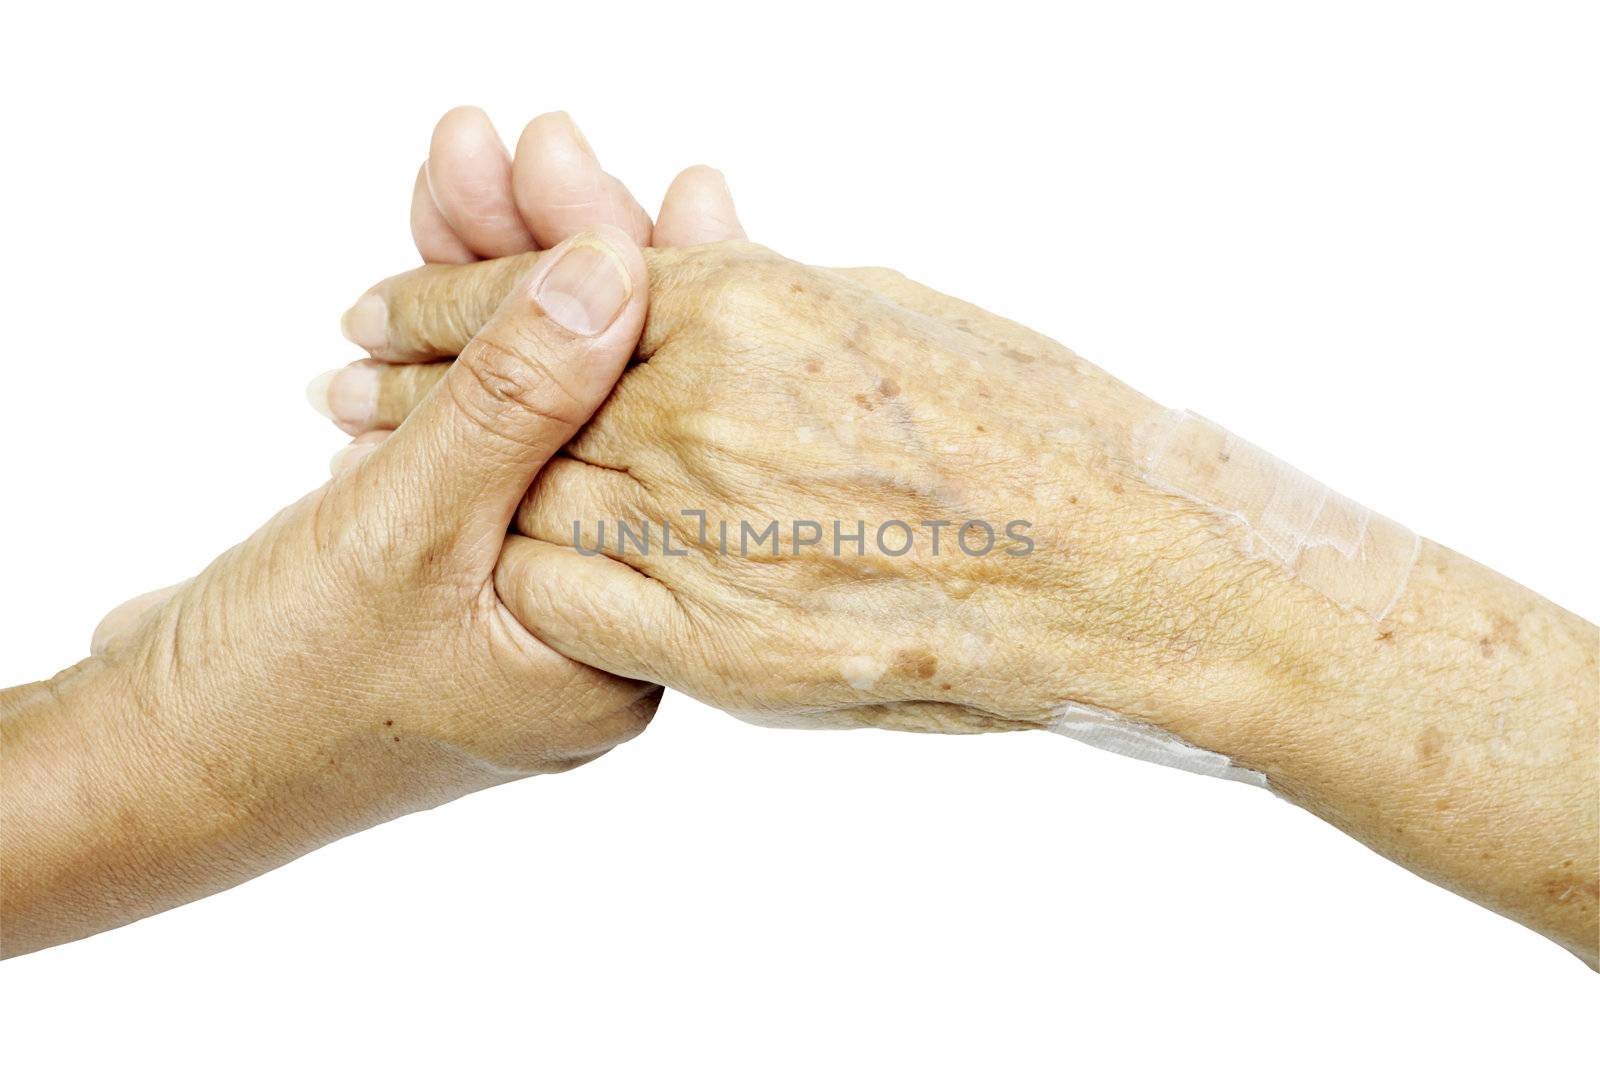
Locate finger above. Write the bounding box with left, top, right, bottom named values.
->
left=426, top=106, right=536, bottom=259
left=306, top=359, right=450, bottom=434
left=410, top=162, right=477, bottom=264
left=346, top=226, right=648, bottom=566
left=329, top=430, right=392, bottom=476
left=340, top=238, right=731, bottom=364
left=515, top=458, right=651, bottom=559
left=494, top=535, right=680, bottom=682
left=340, top=250, right=539, bottom=362
left=511, top=112, right=653, bottom=248
left=653, top=165, right=746, bottom=247
left=90, top=582, right=187, bottom=655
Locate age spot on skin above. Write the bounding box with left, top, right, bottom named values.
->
left=1417, top=725, right=1449, bottom=770
left=878, top=379, right=901, bottom=398
left=1542, top=873, right=1599, bottom=906
left=892, top=648, right=938, bottom=680
left=1483, top=616, right=1525, bottom=657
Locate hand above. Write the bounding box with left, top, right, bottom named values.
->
left=322, top=239, right=1598, bottom=965
left=91, top=108, right=744, bottom=650
left=312, top=240, right=1284, bottom=740
left=2, top=226, right=655, bottom=955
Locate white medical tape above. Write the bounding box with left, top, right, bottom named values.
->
left=1136, top=409, right=1418, bottom=622
left=1049, top=701, right=1269, bottom=788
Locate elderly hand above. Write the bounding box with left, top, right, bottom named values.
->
left=319, top=241, right=1265, bottom=737
left=1, top=226, right=656, bottom=956
left=323, top=238, right=1598, bottom=964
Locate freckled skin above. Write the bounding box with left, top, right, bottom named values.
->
left=362, top=241, right=1597, bottom=964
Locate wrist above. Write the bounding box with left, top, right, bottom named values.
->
left=2, top=646, right=493, bottom=955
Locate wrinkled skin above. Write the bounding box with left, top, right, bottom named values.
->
left=1, top=227, right=661, bottom=956
left=355, top=242, right=1310, bottom=740
left=328, top=239, right=1599, bottom=967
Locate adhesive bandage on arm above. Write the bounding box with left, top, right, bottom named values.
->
left=1136, top=409, right=1419, bottom=622
left=1043, top=409, right=1419, bottom=789
left=1049, top=701, right=1269, bottom=787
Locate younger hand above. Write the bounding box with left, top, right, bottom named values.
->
left=2, top=227, right=655, bottom=955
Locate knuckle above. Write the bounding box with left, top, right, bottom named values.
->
left=449, top=334, right=588, bottom=445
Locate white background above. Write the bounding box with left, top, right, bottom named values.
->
left=2, top=1, right=1595, bottom=1062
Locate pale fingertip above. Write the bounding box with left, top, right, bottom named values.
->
left=411, top=160, right=477, bottom=265
left=305, top=369, right=338, bottom=419
left=550, top=110, right=598, bottom=160
left=308, top=363, right=381, bottom=431
left=513, top=114, right=653, bottom=247
left=340, top=292, right=388, bottom=351
left=328, top=362, right=381, bottom=431
left=429, top=106, right=535, bottom=258
left=656, top=164, right=747, bottom=246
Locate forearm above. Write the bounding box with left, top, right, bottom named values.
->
left=1199, top=540, right=1598, bottom=963
left=0, top=656, right=500, bottom=957
left=332, top=240, right=1597, bottom=961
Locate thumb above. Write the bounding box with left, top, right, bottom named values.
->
left=350, top=226, right=646, bottom=566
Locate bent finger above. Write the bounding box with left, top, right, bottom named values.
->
left=410, top=162, right=477, bottom=265
left=654, top=165, right=746, bottom=247
left=425, top=106, right=536, bottom=258
left=342, top=226, right=648, bottom=571
left=307, top=359, right=450, bottom=434
left=515, top=458, right=652, bottom=560
left=494, top=535, right=679, bottom=683
left=512, top=112, right=653, bottom=248
left=341, top=250, right=540, bottom=362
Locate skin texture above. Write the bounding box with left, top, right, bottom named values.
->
left=327, top=240, right=1599, bottom=966
left=5, top=110, right=752, bottom=958
left=0, top=227, right=658, bottom=957
left=97, top=108, right=744, bottom=641
left=50, top=108, right=1600, bottom=964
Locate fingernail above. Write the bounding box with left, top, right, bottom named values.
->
left=340, top=292, right=388, bottom=350
left=305, top=369, right=338, bottom=419
left=553, top=111, right=597, bottom=160
left=535, top=238, right=631, bottom=336
left=306, top=363, right=379, bottom=429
